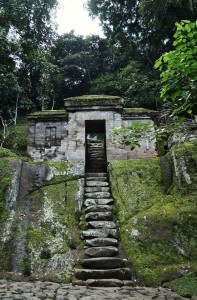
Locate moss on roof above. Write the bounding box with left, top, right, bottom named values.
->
left=65, top=95, right=121, bottom=101
left=123, top=108, right=158, bottom=115
left=28, top=110, right=68, bottom=120
left=29, top=110, right=67, bottom=116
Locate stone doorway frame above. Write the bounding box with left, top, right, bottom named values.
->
left=85, top=120, right=107, bottom=172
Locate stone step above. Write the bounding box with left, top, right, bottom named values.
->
left=86, top=181, right=109, bottom=187
left=86, top=177, right=108, bottom=182
left=86, top=173, right=107, bottom=177
left=85, top=205, right=113, bottom=213
left=82, top=257, right=124, bottom=269
left=84, top=279, right=124, bottom=287
left=85, top=211, right=113, bottom=221
left=85, top=192, right=111, bottom=199
left=85, top=238, right=118, bottom=247
left=82, top=228, right=118, bottom=239
left=85, top=246, right=118, bottom=257
left=84, top=198, right=114, bottom=207
left=88, top=221, right=116, bottom=229
left=122, top=280, right=136, bottom=287
left=85, top=187, right=110, bottom=193
left=72, top=278, right=135, bottom=287
left=75, top=268, right=131, bottom=280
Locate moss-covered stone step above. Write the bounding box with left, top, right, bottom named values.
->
left=75, top=268, right=131, bottom=280
left=85, top=205, right=113, bottom=213
left=85, top=192, right=111, bottom=199
left=85, top=246, right=118, bottom=257
left=88, top=221, right=116, bottom=229
left=85, top=238, right=118, bottom=247
left=86, top=181, right=109, bottom=187
left=85, top=211, right=113, bottom=221
left=82, top=257, right=124, bottom=269
left=85, top=187, right=110, bottom=193
left=84, top=198, right=114, bottom=206
left=82, top=228, right=118, bottom=239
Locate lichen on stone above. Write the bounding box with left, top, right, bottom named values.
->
left=0, top=157, right=84, bottom=283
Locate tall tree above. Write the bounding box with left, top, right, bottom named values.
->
left=87, top=0, right=197, bottom=64
left=0, top=0, right=58, bottom=114
left=51, top=32, right=120, bottom=103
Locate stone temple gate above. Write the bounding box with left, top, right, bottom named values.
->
left=27, top=95, right=157, bottom=169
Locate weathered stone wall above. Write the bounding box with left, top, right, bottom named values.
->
left=27, top=112, right=68, bottom=162
left=27, top=97, right=157, bottom=163
left=119, top=117, right=156, bottom=159
left=65, top=110, right=124, bottom=163
left=60, top=112, right=157, bottom=163
left=27, top=115, right=157, bottom=163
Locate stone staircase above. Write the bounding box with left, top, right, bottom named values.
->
left=73, top=172, right=134, bottom=287
left=86, top=140, right=106, bottom=172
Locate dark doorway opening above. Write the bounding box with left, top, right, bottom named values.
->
left=85, top=120, right=107, bottom=173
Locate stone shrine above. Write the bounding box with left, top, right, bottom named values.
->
left=27, top=95, right=157, bottom=169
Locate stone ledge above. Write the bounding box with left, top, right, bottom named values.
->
left=64, top=95, right=124, bottom=111
left=28, top=110, right=68, bottom=121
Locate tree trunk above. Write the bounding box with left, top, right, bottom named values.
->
left=188, top=0, right=195, bottom=20
left=14, top=94, right=19, bottom=125
left=51, top=94, right=55, bottom=110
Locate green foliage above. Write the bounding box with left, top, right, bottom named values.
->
left=0, top=147, right=18, bottom=158
left=0, top=120, right=29, bottom=157
left=51, top=33, right=117, bottom=102
left=90, top=62, right=161, bottom=109
left=155, top=20, right=197, bottom=118
left=113, top=122, right=153, bottom=150
left=89, top=73, right=118, bottom=95
left=116, top=63, right=161, bottom=108
left=0, top=0, right=58, bottom=115
left=87, top=0, right=197, bottom=64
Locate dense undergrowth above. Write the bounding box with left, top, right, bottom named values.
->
left=0, top=118, right=29, bottom=157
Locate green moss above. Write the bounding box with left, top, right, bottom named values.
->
left=42, top=161, right=69, bottom=174
left=29, top=110, right=66, bottom=116
left=0, top=151, right=18, bottom=228
left=0, top=156, right=83, bottom=282
left=123, top=108, right=157, bottom=115
left=28, top=110, right=68, bottom=120
left=25, top=174, right=83, bottom=282
left=109, top=158, right=162, bottom=224
left=163, top=275, right=197, bottom=297
left=66, top=94, right=121, bottom=100
left=28, top=180, right=81, bottom=252
left=64, top=94, right=123, bottom=106
left=109, top=154, right=197, bottom=289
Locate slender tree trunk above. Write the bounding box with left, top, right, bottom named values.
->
left=188, top=0, right=194, bottom=20
left=0, top=117, right=13, bottom=147
left=51, top=94, right=55, bottom=110
left=14, top=94, right=19, bottom=125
